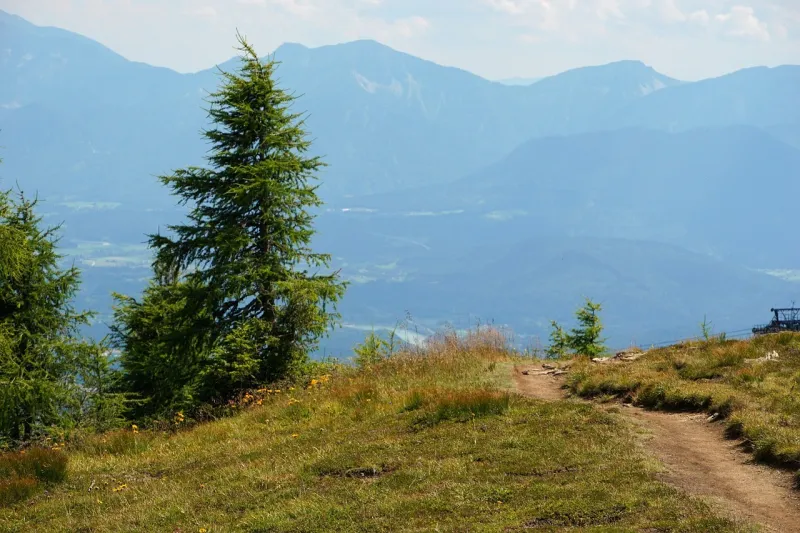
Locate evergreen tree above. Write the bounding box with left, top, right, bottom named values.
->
left=566, top=298, right=606, bottom=357
left=111, top=277, right=215, bottom=419
left=0, top=187, right=118, bottom=442
left=114, top=34, right=346, bottom=413
left=545, top=320, right=569, bottom=359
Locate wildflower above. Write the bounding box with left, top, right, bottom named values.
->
left=131, top=424, right=139, bottom=434
left=113, top=484, right=128, bottom=492
left=274, top=389, right=281, bottom=393
left=199, top=529, right=208, bottom=533
left=291, top=433, right=299, bottom=438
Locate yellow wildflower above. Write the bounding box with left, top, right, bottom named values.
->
left=199, top=528, right=208, bottom=533
left=291, top=433, right=299, bottom=438
left=131, top=424, right=139, bottom=434
left=112, top=484, right=128, bottom=492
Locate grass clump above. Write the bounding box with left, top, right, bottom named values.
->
left=0, top=477, right=37, bottom=507
left=0, top=448, right=68, bottom=483
left=0, top=327, right=748, bottom=531
left=74, top=428, right=153, bottom=456
left=0, top=447, right=68, bottom=507
left=413, top=389, right=511, bottom=428
left=569, top=332, right=800, bottom=473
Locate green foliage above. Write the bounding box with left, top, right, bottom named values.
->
left=700, top=315, right=713, bottom=341
left=72, top=343, right=129, bottom=433
left=0, top=186, right=118, bottom=444
left=566, top=298, right=607, bottom=358
left=111, top=279, right=215, bottom=420
left=113, top=33, right=346, bottom=419
left=353, top=329, right=394, bottom=368
left=546, top=320, right=569, bottom=359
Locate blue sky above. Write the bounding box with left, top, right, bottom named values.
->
left=2, top=0, right=798, bottom=80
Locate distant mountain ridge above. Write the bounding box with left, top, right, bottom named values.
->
left=4, top=9, right=797, bottom=202
left=2, top=10, right=800, bottom=351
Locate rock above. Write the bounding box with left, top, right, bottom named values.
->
left=707, top=413, right=720, bottom=422
left=745, top=350, right=780, bottom=364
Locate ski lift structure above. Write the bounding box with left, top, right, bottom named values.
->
left=752, top=307, right=800, bottom=336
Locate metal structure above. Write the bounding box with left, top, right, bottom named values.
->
left=752, top=308, right=800, bottom=335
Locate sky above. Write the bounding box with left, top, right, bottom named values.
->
left=1, top=0, right=799, bottom=81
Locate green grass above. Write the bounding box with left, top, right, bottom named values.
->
left=0, top=331, right=750, bottom=532
left=569, top=332, right=800, bottom=477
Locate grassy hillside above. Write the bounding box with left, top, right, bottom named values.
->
left=0, top=331, right=745, bottom=532
left=569, top=332, right=800, bottom=479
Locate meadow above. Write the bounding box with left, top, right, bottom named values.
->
left=0, top=330, right=749, bottom=532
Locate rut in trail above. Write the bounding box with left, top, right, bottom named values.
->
left=513, top=364, right=800, bottom=533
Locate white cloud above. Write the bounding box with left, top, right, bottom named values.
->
left=688, top=9, right=710, bottom=26
left=715, top=5, right=770, bottom=41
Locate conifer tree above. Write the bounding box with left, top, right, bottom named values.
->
left=114, top=33, right=346, bottom=411
left=546, top=320, right=569, bottom=359
left=0, top=187, right=118, bottom=442
left=566, top=298, right=606, bottom=357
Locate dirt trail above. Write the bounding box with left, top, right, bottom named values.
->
left=513, top=364, right=800, bottom=532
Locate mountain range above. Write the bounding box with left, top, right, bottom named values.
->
left=1, top=9, right=799, bottom=352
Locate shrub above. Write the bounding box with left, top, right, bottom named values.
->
left=353, top=330, right=393, bottom=368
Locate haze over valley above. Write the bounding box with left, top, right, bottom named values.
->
left=2, top=9, right=799, bottom=353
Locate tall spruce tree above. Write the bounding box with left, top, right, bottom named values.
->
left=114, top=34, right=346, bottom=413
left=0, top=186, right=119, bottom=442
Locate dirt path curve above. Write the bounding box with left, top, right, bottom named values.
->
left=513, top=364, right=800, bottom=532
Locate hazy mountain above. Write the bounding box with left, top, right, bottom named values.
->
left=1, top=12, right=685, bottom=201
left=496, top=77, right=542, bottom=86
left=3, top=10, right=799, bottom=353
left=350, top=125, right=800, bottom=266
left=329, top=225, right=795, bottom=350
left=604, top=65, right=800, bottom=132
